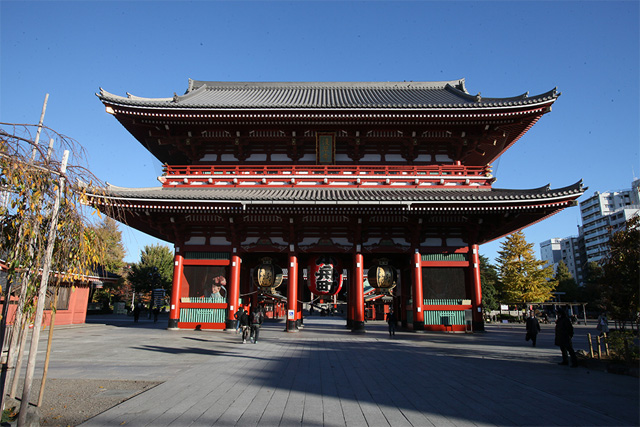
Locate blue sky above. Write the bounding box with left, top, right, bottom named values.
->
left=1, top=1, right=638, bottom=263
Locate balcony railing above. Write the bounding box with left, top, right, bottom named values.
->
left=159, top=164, right=495, bottom=188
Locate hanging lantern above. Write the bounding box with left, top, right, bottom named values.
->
left=367, top=258, right=397, bottom=290
left=253, top=257, right=283, bottom=291
left=308, top=255, right=343, bottom=296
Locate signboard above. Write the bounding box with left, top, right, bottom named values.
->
left=288, top=310, right=295, bottom=320
left=316, top=133, right=335, bottom=164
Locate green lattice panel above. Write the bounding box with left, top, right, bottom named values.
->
left=421, top=253, right=467, bottom=262
left=423, top=310, right=465, bottom=326
left=179, top=308, right=227, bottom=323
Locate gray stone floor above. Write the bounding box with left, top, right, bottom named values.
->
left=35, top=314, right=639, bottom=426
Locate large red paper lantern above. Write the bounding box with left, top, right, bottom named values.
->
left=308, top=255, right=343, bottom=296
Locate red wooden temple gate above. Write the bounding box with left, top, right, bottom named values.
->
left=90, top=79, right=584, bottom=332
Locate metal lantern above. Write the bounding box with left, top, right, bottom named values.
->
left=253, top=257, right=284, bottom=291
left=308, top=255, right=343, bottom=296
left=367, top=258, right=397, bottom=290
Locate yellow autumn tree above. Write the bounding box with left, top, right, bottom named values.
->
left=496, top=231, right=557, bottom=303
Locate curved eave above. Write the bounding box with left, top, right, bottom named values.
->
left=87, top=181, right=585, bottom=208
left=96, top=82, right=559, bottom=113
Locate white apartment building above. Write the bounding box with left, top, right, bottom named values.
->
left=540, top=179, right=638, bottom=283
left=580, top=179, right=640, bottom=263
left=540, top=234, right=585, bottom=284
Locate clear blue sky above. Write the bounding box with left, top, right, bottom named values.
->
left=2, top=1, right=638, bottom=263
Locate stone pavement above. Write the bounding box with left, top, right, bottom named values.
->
left=37, top=314, right=639, bottom=426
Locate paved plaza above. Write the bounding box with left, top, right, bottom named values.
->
left=34, top=314, right=640, bottom=426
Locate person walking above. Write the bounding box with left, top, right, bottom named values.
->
left=250, top=307, right=264, bottom=344
left=596, top=312, right=609, bottom=337
left=525, top=311, right=541, bottom=347
left=386, top=308, right=397, bottom=337
left=555, top=307, right=578, bottom=367
left=133, top=303, right=141, bottom=323
left=234, top=307, right=246, bottom=334
left=239, top=309, right=251, bottom=344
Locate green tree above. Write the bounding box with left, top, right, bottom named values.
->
left=581, top=261, right=605, bottom=310
left=128, top=244, right=173, bottom=296
left=599, top=215, right=640, bottom=326
left=88, top=217, right=126, bottom=305
left=93, top=217, right=125, bottom=275
left=480, top=255, right=500, bottom=311
left=496, top=231, right=556, bottom=303
left=555, top=260, right=579, bottom=302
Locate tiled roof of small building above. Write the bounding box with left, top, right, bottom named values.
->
left=91, top=182, right=584, bottom=205
left=97, top=79, right=559, bottom=110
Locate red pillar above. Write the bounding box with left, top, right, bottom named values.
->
left=287, top=253, right=299, bottom=332
left=352, top=252, right=365, bottom=332
left=470, top=244, right=485, bottom=331
left=412, top=250, right=424, bottom=330
left=168, top=252, right=184, bottom=329
left=226, top=253, right=241, bottom=330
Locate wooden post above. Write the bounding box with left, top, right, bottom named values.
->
left=37, top=288, right=58, bottom=407
left=287, top=253, right=298, bottom=332
left=412, top=250, right=424, bottom=330
left=588, top=333, right=594, bottom=358
left=18, top=150, right=68, bottom=426
left=168, top=252, right=184, bottom=329
left=352, top=252, right=365, bottom=333
left=597, top=336, right=602, bottom=359
left=603, top=332, right=609, bottom=356
left=226, top=253, right=241, bottom=330
left=31, top=93, right=49, bottom=161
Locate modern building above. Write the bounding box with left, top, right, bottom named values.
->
left=540, top=234, right=585, bottom=284
left=580, top=179, right=640, bottom=263
left=90, top=79, right=584, bottom=333
left=541, top=178, right=639, bottom=282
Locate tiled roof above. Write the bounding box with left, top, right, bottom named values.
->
left=91, top=182, right=584, bottom=205
left=97, top=79, right=559, bottom=111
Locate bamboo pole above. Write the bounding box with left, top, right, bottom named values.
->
left=17, top=150, right=68, bottom=426
left=9, top=319, right=29, bottom=399
left=37, top=288, right=58, bottom=407
left=587, top=333, right=594, bottom=358
left=30, top=94, right=49, bottom=162
left=597, top=336, right=602, bottom=359
left=603, top=332, right=609, bottom=357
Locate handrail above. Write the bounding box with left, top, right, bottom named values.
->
left=163, top=164, right=491, bottom=177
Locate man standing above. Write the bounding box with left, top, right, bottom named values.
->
left=386, top=308, right=397, bottom=337
left=555, top=307, right=578, bottom=367
left=250, top=307, right=264, bottom=344
left=234, top=307, right=245, bottom=334
left=239, top=309, right=250, bottom=344
left=525, top=311, right=541, bottom=347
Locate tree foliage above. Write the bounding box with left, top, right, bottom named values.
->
left=480, top=255, right=500, bottom=311
left=128, top=244, right=173, bottom=295
left=599, top=215, right=640, bottom=323
left=0, top=122, right=113, bottom=420
left=92, top=217, right=125, bottom=275
left=555, top=260, right=579, bottom=302
left=496, top=231, right=557, bottom=303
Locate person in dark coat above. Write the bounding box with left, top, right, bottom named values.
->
left=555, top=307, right=578, bottom=367
left=250, top=308, right=264, bottom=344
left=525, top=311, right=541, bottom=347
left=239, top=310, right=251, bottom=343
left=386, top=309, right=397, bottom=337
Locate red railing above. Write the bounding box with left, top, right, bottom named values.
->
left=159, top=164, right=494, bottom=188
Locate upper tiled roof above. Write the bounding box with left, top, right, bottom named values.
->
left=97, top=79, right=559, bottom=111
left=91, top=181, right=584, bottom=205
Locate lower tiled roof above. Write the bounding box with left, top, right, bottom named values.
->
left=91, top=182, right=584, bottom=206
